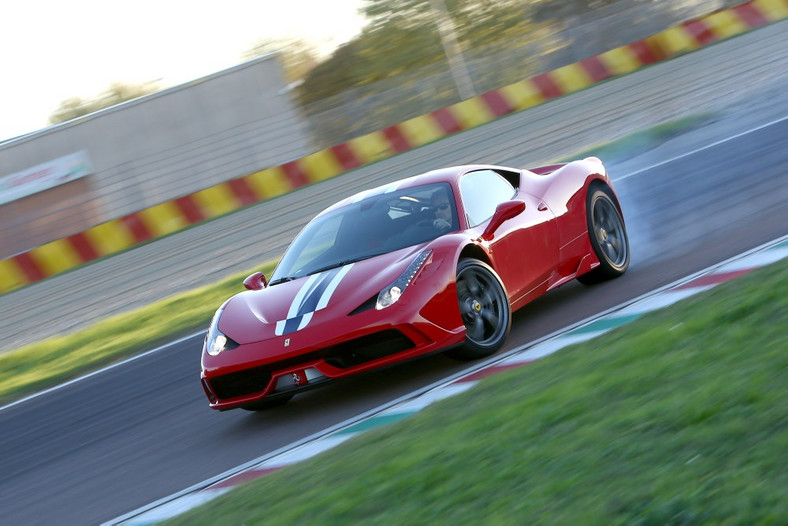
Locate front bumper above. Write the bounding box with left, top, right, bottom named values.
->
left=201, top=315, right=465, bottom=411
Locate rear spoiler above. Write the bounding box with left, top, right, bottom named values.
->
left=527, top=157, right=602, bottom=176
left=527, top=163, right=566, bottom=176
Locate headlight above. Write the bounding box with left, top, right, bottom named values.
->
left=204, top=307, right=239, bottom=356
left=376, top=250, right=432, bottom=310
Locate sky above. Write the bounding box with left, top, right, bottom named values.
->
left=0, top=0, right=366, bottom=142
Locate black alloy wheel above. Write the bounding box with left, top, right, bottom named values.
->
left=447, top=259, right=511, bottom=360
left=578, top=186, right=630, bottom=285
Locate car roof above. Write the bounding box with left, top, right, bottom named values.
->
left=324, top=164, right=516, bottom=213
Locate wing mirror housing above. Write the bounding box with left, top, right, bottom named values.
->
left=243, top=272, right=267, bottom=290
left=481, top=200, right=526, bottom=241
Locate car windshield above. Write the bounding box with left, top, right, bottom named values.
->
left=270, top=182, right=457, bottom=283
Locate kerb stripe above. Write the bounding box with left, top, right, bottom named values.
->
left=226, top=178, right=258, bottom=207
left=531, top=73, right=562, bottom=100
left=431, top=107, right=462, bottom=134
left=580, top=55, right=613, bottom=82
left=120, top=213, right=153, bottom=244
left=174, top=195, right=206, bottom=224
left=383, top=125, right=412, bottom=153
left=281, top=161, right=310, bottom=189
left=480, top=90, right=514, bottom=117
left=684, top=19, right=717, bottom=46
left=12, top=252, right=46, bottom=283
left=67, top=232, right=99, bottom=262
left=330, top=143, right=363, bottom=171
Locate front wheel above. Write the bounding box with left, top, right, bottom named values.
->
left=578, top=186, right=630, bottom=285
left=446, top=259, right=511, bottom=361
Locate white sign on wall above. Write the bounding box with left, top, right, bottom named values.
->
left=0, top=151, right=94, bottom=205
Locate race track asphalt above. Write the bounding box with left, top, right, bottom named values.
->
left=0, top=21, right=787, bottom=526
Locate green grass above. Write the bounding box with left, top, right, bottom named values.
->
left=0, top=260, right=276, bottom=405
left=166, top=258, right=788, bottom=525
left=0, top=113, right=716, bottom=406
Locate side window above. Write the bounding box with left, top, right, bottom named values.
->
left=460, top=170, right=516, bottom=227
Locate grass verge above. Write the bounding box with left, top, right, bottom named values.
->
left=0, top=113, right=716, bottom=406
left=0, top=261, right=276, bottom=405
left=166, top=257, right=788, bottom=525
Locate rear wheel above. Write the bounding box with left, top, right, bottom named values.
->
left=578, top=186, right=630, bottom=285
left=446, top=259, right=511, bottom=361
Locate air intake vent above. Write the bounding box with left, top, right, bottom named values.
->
left=209, top=367, right=272, bottom=400
left=324, top=329, right=414, bottom=368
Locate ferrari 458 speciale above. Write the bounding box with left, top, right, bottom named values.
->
left=201, top=159, right=629, bottom=410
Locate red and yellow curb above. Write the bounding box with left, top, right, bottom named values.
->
left=2, top=0, right=785, bottom=294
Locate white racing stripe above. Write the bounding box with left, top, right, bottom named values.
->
left=275, top=263, right=354, bottom=336
left=316, top=263, right=353, bottom=310
left=287, top=273, right=320, bottom=319
left=296, top=312, right=314, bottom=331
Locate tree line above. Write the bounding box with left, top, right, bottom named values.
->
left=48, top=0, right=646, bottom=124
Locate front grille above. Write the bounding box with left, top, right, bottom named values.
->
left=208, top=367, right=272, bottom=400
left=324, top=329, right=414, bottom=368
left=208, top=329, right=415, bottom=400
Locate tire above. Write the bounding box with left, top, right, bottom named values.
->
left=241, top=394, right=294, bottom=411
left=446, top=259, right=511, bottom=361
left=578, top=186, right=630, bottom=285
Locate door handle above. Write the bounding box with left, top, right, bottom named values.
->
left=537, top=202, right=549, bottom=211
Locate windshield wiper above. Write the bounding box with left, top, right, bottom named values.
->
left=268, top=276, right=297, bottom=286
left=307, top=256, right=374, bottom=276
left=271, top=255, right=379, bottom=285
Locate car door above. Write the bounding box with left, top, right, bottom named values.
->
left=459, top=169, right=559, bottom=301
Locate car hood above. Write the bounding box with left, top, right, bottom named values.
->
left=218, top=245, right=429, bottom=344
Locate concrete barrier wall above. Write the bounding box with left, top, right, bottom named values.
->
left=0, top=0, right=785, bottom=294
left=0, top=54, right=311, bottom=257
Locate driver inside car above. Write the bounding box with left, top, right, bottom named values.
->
left=431, top=189, right=453, bottom=232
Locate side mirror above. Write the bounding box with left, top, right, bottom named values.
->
left=481, top=200, right=526, bottom=241
left=243, top=272, right=267, bottom=290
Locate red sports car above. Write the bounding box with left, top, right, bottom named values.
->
left=201, top=159, right=629, bottom=410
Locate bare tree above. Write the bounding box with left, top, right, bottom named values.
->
left=49, top=81, right=161, bottom=125
left=243, top=38, right=320, bottom=84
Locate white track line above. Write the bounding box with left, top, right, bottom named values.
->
left=614, top=114, right=788, bottom=182
left=0, top=332, right=202, bottom=412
